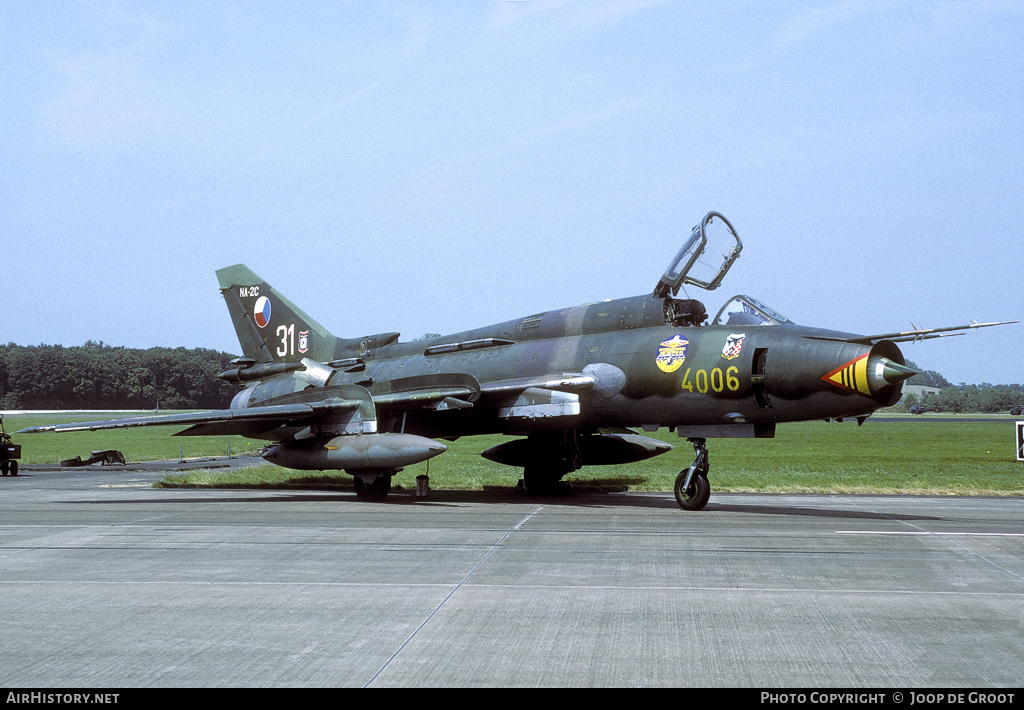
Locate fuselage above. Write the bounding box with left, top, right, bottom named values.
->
left=233, top=292, right=909, bottom=443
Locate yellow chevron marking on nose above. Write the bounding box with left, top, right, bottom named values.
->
left=822, top=353, right=871, bottom=396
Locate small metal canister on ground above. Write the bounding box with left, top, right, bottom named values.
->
left=415, top=475, right=430, bottom=497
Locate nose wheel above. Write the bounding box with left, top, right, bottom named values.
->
left=674, top=438, right=711, bottom=511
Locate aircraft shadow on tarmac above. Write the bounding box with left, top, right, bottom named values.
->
left=705, top=502, right=944, bottom=522
left=70, top=485, right=947, bottom=522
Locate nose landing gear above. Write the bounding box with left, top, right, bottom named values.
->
left=674, top=438, right=710, bottom=511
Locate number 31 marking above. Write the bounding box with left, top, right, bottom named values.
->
left=276, top=324, right=295, bottom=357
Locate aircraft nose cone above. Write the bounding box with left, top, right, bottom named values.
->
left=870, top=357, right=919, bottom=389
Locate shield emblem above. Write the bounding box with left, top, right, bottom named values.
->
left=721, top=333, right=745, bottom=360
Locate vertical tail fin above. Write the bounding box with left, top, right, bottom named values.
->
left=216, top=264, right=339, bottom=364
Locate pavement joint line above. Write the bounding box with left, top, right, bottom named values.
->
left=363, top=505, right=545, bottom=687
left=847, top=501, right=1024, bottom=583
left=0, top=580, right=1020, bottom=596
left=836, top=531, right=1024, bottom=536
left=0, top=514, right=186, bottom=559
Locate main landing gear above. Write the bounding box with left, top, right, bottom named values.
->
left=674, top=438, right=711, bottom=511
left=351, top=469, right=394, bottom=502
left=519, top=430, right=581, bottom=496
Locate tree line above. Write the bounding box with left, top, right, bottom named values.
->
left=0, top=342, right=240, bottom=410
left=903, top=384, right=1024, bottom=414
left=900, top=360, right=1023, bottom=413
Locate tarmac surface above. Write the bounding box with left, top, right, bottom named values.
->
left=0, top=462, right=1021, bottom=688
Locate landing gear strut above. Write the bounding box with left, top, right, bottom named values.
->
left=519, top=430, right=581, bottom=496
left=674, top=438, right=711, bottom=511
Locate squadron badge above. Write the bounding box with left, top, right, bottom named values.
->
left=721, top=333, right=745, bottom=360
left=298, top=330, right=309, bottom=354
left=656, top=335, right=689, bottom=373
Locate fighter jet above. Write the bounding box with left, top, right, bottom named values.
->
left=20, top=212, right=1015, bottom=509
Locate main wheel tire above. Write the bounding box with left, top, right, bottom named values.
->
left=353, top=474, right=391, bottom=502
left=674, top=471, right=710, bottom=511
left=522, top=465, right=565, bottom=496
left=9, top=461, right=17, bottom=476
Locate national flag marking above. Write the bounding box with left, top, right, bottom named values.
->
left=254, top=296, right=272, bottom=328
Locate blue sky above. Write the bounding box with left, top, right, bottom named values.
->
left=2, top=1, right=1022, bottom=385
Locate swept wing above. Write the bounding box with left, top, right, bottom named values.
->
left=18, top=399, right=363, bottom=438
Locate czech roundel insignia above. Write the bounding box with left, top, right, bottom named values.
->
left=254, top=296, right=271, bottom=328
left=298, top=330, right=309, bottom=354
left=721, top=333, right=745, bottom=360
left=656, top=335, right=689, bottom=373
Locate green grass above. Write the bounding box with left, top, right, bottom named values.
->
left=161, top=420, right=1024, bottom=496
left=704, top=420, right=1024, bottom=495
left=158, top=466, right=361, bottom=490
left=3, top=412, right=256, bottom=464
left=8, top=413, right=1024, bottom=496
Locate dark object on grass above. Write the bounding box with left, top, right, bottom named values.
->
left=61, top=449, right=127, bottom=467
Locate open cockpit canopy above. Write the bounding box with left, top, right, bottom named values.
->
left=654, top=211, right=743, bottom=298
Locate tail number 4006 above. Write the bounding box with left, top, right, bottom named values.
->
left=681, top=366, right=740, bottom=394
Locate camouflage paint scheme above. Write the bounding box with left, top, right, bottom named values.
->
left=21, top=212, right=1011, bottom=508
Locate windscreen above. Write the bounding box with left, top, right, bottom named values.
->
left=713, top=295, right=790, bottom=326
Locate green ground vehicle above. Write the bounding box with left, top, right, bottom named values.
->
left=1, top=415, right=21, bottom=476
